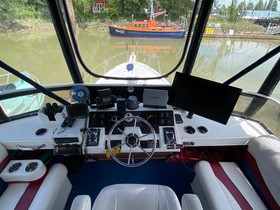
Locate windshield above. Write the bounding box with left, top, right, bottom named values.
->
left=0, top=0, right=279, bottom=114
left=0, top=0, right=279, bottom=84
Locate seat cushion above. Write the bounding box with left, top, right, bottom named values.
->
left=248, top=135, right=280, bottom=200
left=70, top=195, right=91, bottom=210
left=0, top=183, right=29, bottom=210
left=239, top=135, right=280, bottom=208
left=92, top=184, right=182, bottom=210
left=191, top=161, right=267, bottom=210
left=0, top=163, right=71, bottom=210
left=181, top=194, right=203, bottom=210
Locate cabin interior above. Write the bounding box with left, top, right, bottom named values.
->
left=0, top=0, right=280, bottom=210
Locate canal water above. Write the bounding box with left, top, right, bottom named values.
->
left=0, top=30, right=279, bottom=100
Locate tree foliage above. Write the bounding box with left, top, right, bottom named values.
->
left=254, top=0, right=265, bottom=10
left=271, top=0, right=278, bottom=11
left=73, top=0, right=92, bottom=21
left=106, top=0, right=193, bottom=21
left=0, top=0, right=48, bottom=21
left=228, top=0, right=238, bottom=22
left=247, top=2, right=254, bottom=10
left=0, top=0, right=278, bottom=25
left=1, top=0, right=30, bottom=20
left=159, top=0, right=194, bottom=20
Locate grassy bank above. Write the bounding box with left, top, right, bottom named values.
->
left=1, top=18, right=277, bottom=40
left=0, top=19, right=118, bottom=34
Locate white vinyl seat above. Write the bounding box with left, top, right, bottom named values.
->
left=92, top=184, right=182, bottom=210
left=191, top=135, right=280, bottom=210
left=0, top=144, right=72, bottom=210
left=181, top=194, right=203, bottom=210
left=70, top=185, right=204, bottom=210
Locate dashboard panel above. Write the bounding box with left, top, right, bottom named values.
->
left=0, top=85, right=269, bottom=157
left=84, top=104, right=180, bottom=155
left=88, top=110, right=174, bottom=134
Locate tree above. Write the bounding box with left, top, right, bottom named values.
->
left=0, top=0, right=38, bottom=21
left=271, top=0, right=278, bottom=11
left=214, top=0, right=220, bottom=8
left=108, top=0, right=143, bottom=19
left=254, top=0, right=265, bottom=10
left=157, top=0, right=194, bottom=20
left=219, top=5, right=228, bottom=16
left=266, top=0, right=273, bottom=10
left=247, top=2, right=254, bottom=10
left=237, top=1, right=246, bottom=11
left=72, top=0, right=91, bottom=21
left=106, top=0, right=121, bottom=18
left=228, top=0, right=238, bottom=22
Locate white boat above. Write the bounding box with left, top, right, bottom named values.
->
left=0, top=0, right=280, bottom=210
left=96, top=52, right=169, bottom=85
left=0, top=71, right=44, bottom=116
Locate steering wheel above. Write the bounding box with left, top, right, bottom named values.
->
left=107, top=115, right=157, bottom=167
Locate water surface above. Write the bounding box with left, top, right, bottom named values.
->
left=0, top=31, right=279, bottom=100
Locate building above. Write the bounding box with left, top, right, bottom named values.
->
left=241, top=10, right=280, bottom=19
left=92, top=0, right=109, bottom=13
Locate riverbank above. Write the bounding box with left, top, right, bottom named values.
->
left=204, top=33, right=280, bottom=40
left=1, top=19, right=279, bottom=40
left=0, top=19, right=114, bottom=34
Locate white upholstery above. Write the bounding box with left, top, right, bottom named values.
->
left=71, top=188, right=202, bottom=210
left=71, top=195, right=92, bottom=210
left=181, top=194, right=203, bottom=210
left=0, top=163, right=72, bottom=210
left=248, top=135, right=280, bottom=205
left=92, top=184, right=182, bottom=210
left=0, top=144, right=72, bottom=210
left=29, top=163, right=72, bottom=210
left=191, top=161, right=266, bottom=210
left=0, top=144, right=8, bottom=162
left=0, top=183, right=29, bottom=210
left=191, top=135, right=280, bottom=210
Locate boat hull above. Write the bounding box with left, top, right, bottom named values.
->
left=109, top=26, right=185, bottom=39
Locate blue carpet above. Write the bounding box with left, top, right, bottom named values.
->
left=65, top=159, right=195, bottom=209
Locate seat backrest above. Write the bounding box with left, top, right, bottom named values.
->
left=248, top=135, right=280, bottom=190
left=0, top=144, right=8, bottom=164
left=0, top=144, right=10, bottom=197
left=247, top=135, right=280, bottom=207
left=92, top=184, right=182, bottom=210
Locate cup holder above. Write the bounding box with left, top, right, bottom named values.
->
left=184, top=126, right=208, bottom=134
left=184, top=126, right=196, bottom=134
left=8, top=162, right=22, bottom=173
left=0, top=160, right=46, bottom=182
left=25, top=162, right=38, bottom=172
left=197, top=126, right=208, bottom=134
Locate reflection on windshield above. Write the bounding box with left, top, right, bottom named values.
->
left=0, top=72, right=44, bottom=116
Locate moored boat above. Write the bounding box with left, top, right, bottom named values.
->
left=0, top=71, right=44, bottom=116
left=108, top=0, right=187, bottom=39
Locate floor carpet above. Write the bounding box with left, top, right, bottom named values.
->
left=64, top=159, right=195, bottom=209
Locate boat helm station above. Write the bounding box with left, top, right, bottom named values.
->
left=0, top=80, right=268, bottom=168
